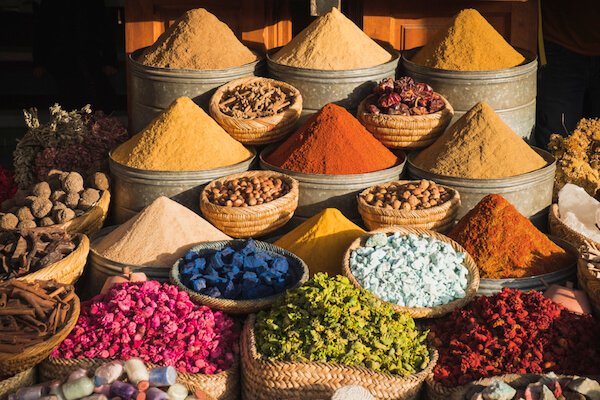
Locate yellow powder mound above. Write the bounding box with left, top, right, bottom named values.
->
left=94, top=196, right=230, bottom=267
left=274, top=208, right=365, bottom=276
left=412, top=9, right=525, bottom=71
left=112, top=97, right=253, bottom=171
left=139, top=8, right=257, bottom=70
left=413, top=102, right=547, bottom=179
left=272, top=7, right=392, bottom=70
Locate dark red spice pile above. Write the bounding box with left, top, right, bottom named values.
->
left=0, top=166, right=17, bottom=204
left=430, top=288, right=600, bottom=387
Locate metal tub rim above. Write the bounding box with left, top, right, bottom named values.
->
left=108, top=148, right=257, bottom=183
left=266, top=47, right=400, bottom=78
left=401, top=47, right=538, bottom=80
left=129, top=47, right=265, bottom=79
left=477, top=236, right=579, bottom=295
left=259, top=144, right=407, bottom=185
left=407, top=147, right=556, bottom=189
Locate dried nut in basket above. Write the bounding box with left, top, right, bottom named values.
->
left=208, top=176, right=290, bottom=207
left=218, top=80, right=297, bottom=119
left=361, top=180, right=452, bottom=210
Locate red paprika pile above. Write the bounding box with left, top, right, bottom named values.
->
left=430, top=288, right=600, bottom=387
left=448, top=194, right=573, bottom=279
left=264, top=103, right=398, bottom=174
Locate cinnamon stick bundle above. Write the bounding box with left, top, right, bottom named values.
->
left=0, top=279, right=75, bottom=353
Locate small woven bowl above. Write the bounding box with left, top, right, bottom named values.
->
left=342, top=227, right=479, bottom=319
left=200, top=171, right=299, bottom=238
left=14, top=232, right=89, bottom=285
left=357, top=94, right=454, bottom=149
left=357, top=180, right=460, bottom=233
left=0, top=285, right=80, bottom=376
left=548, top=203, right=600, bottom=250
left=170, top=239, right=309, bottom=315
left=209, top=77, right=302, bottom=145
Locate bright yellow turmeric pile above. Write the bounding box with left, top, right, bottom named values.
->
left=274, top=208, right=365, bottom=276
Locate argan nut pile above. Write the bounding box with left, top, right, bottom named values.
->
left=207, top=176, right=290, bottom=207
left=0, top=230, right=78, bottom=280
left=362, top=180, right=452, bottom=210
left=0, top=279, right=75, bottom=353
left=219, top=79, right=296, bottom=119
left=0, top=171, right=109, bottom=229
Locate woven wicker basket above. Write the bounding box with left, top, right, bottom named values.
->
left=548, top=203, right=600, bottom=250
left=0, top=368, right=36, bottom=399
left=171, top=239, right=309, bottom=315
left=48, top=190, right=110, bottom=237
left=0, top=292, right=80, bottom=376
left=357, top=181, right=460, bottom=233
left=200, top=171, right=299, bottom=238
left=209, top=77, right=302, bottom=145
left=357, top=95, right=453, bottom=149
left=241, top=315, right=437, bottom=400
left=342, top=227, right=479, bottom=319
left=578, top=247, right=600, bottom=315
left=40, top=356, right=239, bottom=400
left=15, top=233, right=89, bottom=285
left=425, top=373, right=563, bottom=400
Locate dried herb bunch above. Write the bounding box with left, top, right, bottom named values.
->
left=219, top=80, right=296, bottom=119
left=549, top=118, right=600, bottom=200
left=14, top=104, right=128, bottom=188
left=365, top=77, right=446, bottom=116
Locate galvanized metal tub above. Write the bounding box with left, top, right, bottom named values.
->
left=477, top=236, right=578, bottom=296
left=267, top=47, right=399, bottom=115
left=129, top=48, right=264, bottom=133
left=259, top=146, right=406, bottom=219
left=109, top=149, right=256, bottom=224
left=407, top=147, right=556, bottom=226
left=86, top=226, right=171, bottom=297
left=401, top=48, right=537, bottom=142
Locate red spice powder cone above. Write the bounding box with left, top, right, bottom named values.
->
left=448, top=194, right=573, bottom=279
left=265, top=103, right=398, bottom=175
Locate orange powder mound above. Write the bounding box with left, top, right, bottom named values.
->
left=265, top=103, right=398, bottom=175
left=448, top=194, right=573, bottom=279
left=412, top=9, right=525, bottom=71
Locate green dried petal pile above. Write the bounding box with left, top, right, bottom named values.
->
left=255, top=273, right=430, bottom=376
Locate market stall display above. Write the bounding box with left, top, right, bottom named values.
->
left=357, top=77, right=454, bottom=149
left=209, top=77, right=302, bottom=145
left=343, top=228, right=478, bottom=318
left=49, top=281, right=239, bottom=399
left=549, top=117, right=600, bottom=200
left=357, top=180, right=460, bottom=232
left=427, top=288, right=600, bottom=396
left=261, top=103, right=405, bottom=218
left=0, top=279, right=80, bottom=377
left=274, top=208, right=365, bottom=277
left=171, top=239, right=308, bottom=314
left=109, top=97, right=255, bottom=222
left=14, top=105, right=127, bottom=189
left=409, top=102, right=555, bottom=220
left=0, top=367, right=35, bottom=400
left=242, top=274, right=436, bottom=399
left=200, top=171, right=299, bottom=238
left=543, top=282, right=591, bottom=314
